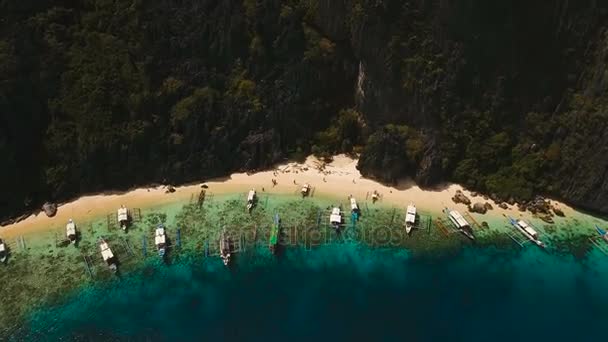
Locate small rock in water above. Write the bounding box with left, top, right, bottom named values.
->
left=498, top=203, right=509, bottom=210
left=481, top=221, right=490, bottom=229
left=484, top=202, right=493, bottom=210
left=42, top=202, right=57, bottom=217
left=470, top=192, right=478, bottom=197
left=165, top=185, right=176, bottom=193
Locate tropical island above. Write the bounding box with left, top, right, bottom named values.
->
left=2, top=1, right=608, bottom=339
left=2, top=1, right=608, bottom=224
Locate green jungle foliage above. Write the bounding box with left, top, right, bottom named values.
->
left=1, top=0, right=608, bottom=218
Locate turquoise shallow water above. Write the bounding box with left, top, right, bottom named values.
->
left=11, top=241, right=608, bottom=342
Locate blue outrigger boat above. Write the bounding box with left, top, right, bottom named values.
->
left=589, top=225, right=608, bottom=255
left=507, top=216, right=545, bottom=248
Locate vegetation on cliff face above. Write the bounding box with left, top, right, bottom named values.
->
left=1, top=0, right=608, bottom=219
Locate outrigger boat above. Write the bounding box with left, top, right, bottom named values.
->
left=269, top=213, right=281, bottom=254
left=220, top=231, right=232, bottom=267
left=301, top=183, right=311, bottom=197
left=596, top=225, right=608, bottom=243
left=330, top=207, right=343, bottom=231
left=99, top=238, right=117, bottom=273
left=405, top=203, right=416, bottom=234
left=0, top=239, right=7, bottom=263
left=246, top=189, right=257, bottom=212
left=155, top=224, right=167, bottom=258
left=445, top=208, right=475, bottom=240
left=66, top=219, right=77, bottom=244
left=117, top=205, right=130, bottom=232
left=350, top=197, right=361, bottom=222
left=508, top=217, right=545, bottom=248
left=371, top=191, right=379, bottom=203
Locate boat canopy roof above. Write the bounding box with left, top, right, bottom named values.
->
left=247, top=190, right=256, bottom=201
left=117, top=207, right=128, bottom=221
left=350, top=198, right=358, bottom=210
left=448, top=210, right=469, bottom=228
left=66, top=222, right=76, bottom=235
left=0, top=243, right=5, bottom=252
left=517, top=220, right=538, bottom=236
left=155, top=234, right=166, bottom=245
left=330, top=207, right=342, bottom=224
left=301, top=184, right=310, bottom=191
left=406, top=204, right=416, bottom=224
left=100, top=242, right=114, bottom=260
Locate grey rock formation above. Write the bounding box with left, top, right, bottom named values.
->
left=469, top=202, right=487, bottom=214
left=42, top=202, right=57, bottom=217
left=452, top=190, right=471, bottom=205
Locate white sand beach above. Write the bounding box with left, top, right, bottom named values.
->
left=0, top=155, right=576, bottom=239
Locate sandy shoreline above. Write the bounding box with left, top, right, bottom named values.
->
left=0, top=155, right=578, bottom=239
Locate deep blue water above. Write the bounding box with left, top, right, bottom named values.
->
left=13, top=244, right=608, bottom=341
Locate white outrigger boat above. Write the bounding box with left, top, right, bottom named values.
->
left=350, top=197, right=360, bottom=214
left=446, top=208, right=475, bottom=240
left=155, top=224, right=167, bottom=258
left=99, top=238, right=117, bottom=273
left=66, top=219, right=77, bottom=244
left=301, top=183, right=311, bottom=197
left=330, top=207, right=343, bottom=231
left=371, top=191, right=379, bottom=203
left=508, top=217, right=545, bottom=248
left=405, top=203, right=416, bottom=234
left=117, top=205, right=130, bottom=232
left=0, top=239, right=7, bottom=263
left=220, top=231, right=232, bottom=267
left=246, top=189, right=257, bottom=212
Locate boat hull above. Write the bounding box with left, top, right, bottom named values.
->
left=405, top=224, right=413, bottom=234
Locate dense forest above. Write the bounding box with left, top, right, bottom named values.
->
left=1, top=0, right=608, bottom=220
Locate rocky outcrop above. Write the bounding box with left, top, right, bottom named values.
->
left=452, top=190, right=471, bottom=205
left=469, top=202, right=487, bottom=214
left=42, top=202, right=57, bottom=217
left=414, top=136, right=444, bottom=187
left=545, top=29, right=608, bottom=215
left=525, top=196, right=552, bottom=215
